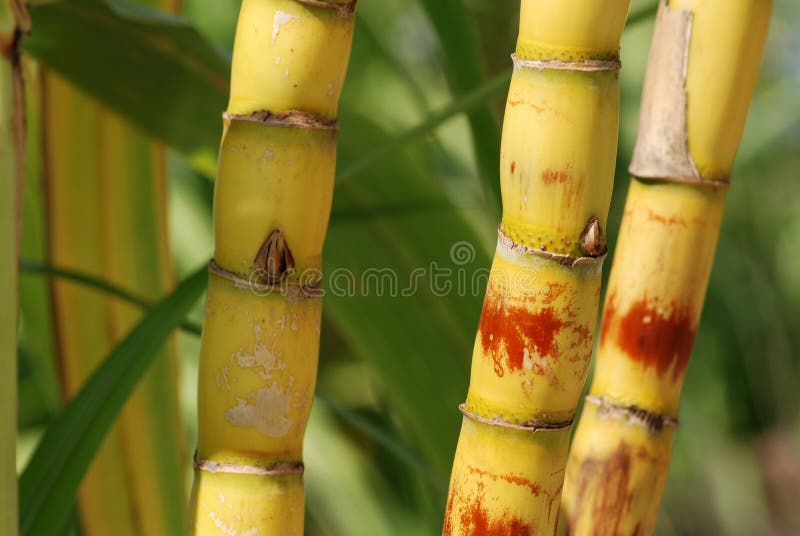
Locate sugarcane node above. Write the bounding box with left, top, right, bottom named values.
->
left=585, top=395, right=679, bottom=434
left=254, top=229, right=296, bottom=284
left=195, top=457, right=305, bottom=477
left=293, top=0, right=358, bottom=17
left=579, top=217, right=605, bottom=257
left=208, top=259, right=319, bottom=302
left=630, top=173, right=731, bottom=190
left=511, top=53, right=621, bottom=72
left=223, top=110, right=339, bottom=131
left=458, top=404, right=573, bottom=433
left=497, top=225, right=606, bottom=268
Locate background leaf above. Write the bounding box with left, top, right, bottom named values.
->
left=18, top=266, right=206, bottom=536
left=23, top=0, right=229, bottom=176
left=417, top=0, right=502, bottom=216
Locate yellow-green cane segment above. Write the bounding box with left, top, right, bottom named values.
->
left=443, top=0, right=631, bottom=533
left=190, top=1, right=357, bottom=534
left=561, top=1, right=772, bottom=534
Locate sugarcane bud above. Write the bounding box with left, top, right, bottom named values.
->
left=580, top=217, right=605, bottom=257
left=254, top=229, right=295, bottom=283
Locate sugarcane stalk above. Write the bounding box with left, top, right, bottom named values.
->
left=189, top=1, right=356, bottom=534
left=442, top=1, right=630, bottom=533
left=1, top=2, right=28, bottom=534
left=560, top=1, right=772, bottom=534
left=43, top=2, right=187, bottom=533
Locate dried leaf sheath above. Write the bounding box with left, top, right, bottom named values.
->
left=190, top=1, right=356, bottom=534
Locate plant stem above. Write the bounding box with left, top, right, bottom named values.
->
left=189, top=1, right=357, bottom=534
left=442, top=1, right=631, bottom=533
left=561, top=1, right=772, bottom=534
left=1, top=1, right=28, bottom=534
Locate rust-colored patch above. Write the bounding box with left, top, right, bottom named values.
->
left=459, top=495, right=534, bottom=535
left=511, top=161, right=516, bottom=174
left=646, top=208, right=686, bottom=227
left=478, top=296, right=566, bottom=376
left=509, top=99, right=523, bottom=107
left=632, top=522, right=642, bottom=536
left=541, top=282, right=568, bottom=305
left=564, top=171, right=585, bottom=209
left=541, top=166, right=572, bottom=185
left=570, top=324, right=592, bottom=354
left=443, top=489, right=457, bottom=535
left=466, top=465, right=542, bottom=496
left=570, top=442, right=633, bottom=536
left=612, top=298, right=696, bottom=380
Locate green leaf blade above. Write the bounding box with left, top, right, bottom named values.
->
left=23, top=0, right=229, bottom=175
left=418, top=0, right=503, bottom=217
left=18, top=266, right=207, bottom=536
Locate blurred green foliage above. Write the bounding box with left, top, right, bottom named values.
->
left=15, top=0, right=800, bottom=534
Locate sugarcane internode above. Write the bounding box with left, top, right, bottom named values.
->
left=190, top=1, right=356, bottom=534
left=443, top=1, right=631, bottom=534
left=561, top=1, right=772, bottom=534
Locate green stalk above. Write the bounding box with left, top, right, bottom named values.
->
left=0, top=40, right=17, bottom=536
left=1, top=2, right=28, bottom=534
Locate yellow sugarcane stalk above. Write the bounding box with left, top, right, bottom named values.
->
left=442, top=1, right=630, bottom=533
left=44, top=3, right=186, bottom=534
left=561, top=1, right=772, bottom=534
left=189, top=1, right=356, bottom=534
